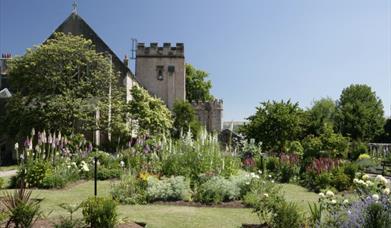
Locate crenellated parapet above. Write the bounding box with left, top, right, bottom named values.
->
left=137, top=43, right=184, bottom=58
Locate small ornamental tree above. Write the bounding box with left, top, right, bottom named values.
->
left=306, top=98, right=337, bottom=136
left=240, top=100, right=305, bottom=152
left=336, top=84, right=385, bottom=142
left=186, top=64, right=213, bottom=102
left=128, top=85, right=173, bottom=136
left=172, top=100, right=201, bottom=138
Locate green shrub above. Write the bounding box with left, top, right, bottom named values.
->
left=24, top=160, right=53, bottom=188
left=358, top=153, right=371, bottom=160
left=302, top=135, right=323, bottom=158
left=266, top=156, right=279, bottom=173
left=342, top=162, right=358, bottom=181
left=196, top=176, right=239, bottom=204
left=147, top=176, right=192, bottom=202
left=351, top=141, right=368, bottom=160
left=96, top=167, right=122, bottom=180
left=302, top=171, right=332, bottom=192
left=332, top=170, right=351, bottom=191
left=0, top=177, right=4, bottom=189
left=81, top=197, right=118, bottom=228
left=279, top=164, right=295, bottom=183
left=111, top=173, right=147, bottom=204
left=272, top=201, right=303, bottom=228
left=55, top=203, right=82, bottom=228
left=1, top=188, right=43, bottom=227
left=42, top=173, right=66, bottom=189
left=286, top=141, right=304, bottom=156
left=364, top=203, right=391, bottom=228
left=229, top=171, right=256, bottom=198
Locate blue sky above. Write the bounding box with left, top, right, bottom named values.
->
left=1, top=0, right=390, bottom=121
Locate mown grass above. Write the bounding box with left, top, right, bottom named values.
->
left=0, top=181, right=319, bottom=228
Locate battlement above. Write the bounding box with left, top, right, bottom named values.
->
left=136, top=43, right=184, bottom=58
left=191, top=99, right=224, bottom=109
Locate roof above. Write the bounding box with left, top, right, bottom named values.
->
left=0, top=88, right=12, bottom=98
left=49, top=12, right=139, bottom=83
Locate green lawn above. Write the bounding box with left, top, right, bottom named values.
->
left=1, top=181, right=319, bottom=228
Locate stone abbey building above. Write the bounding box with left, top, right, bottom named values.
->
left=0, top=12, right=223, bottom=162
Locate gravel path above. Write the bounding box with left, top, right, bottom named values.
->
left=0, top=170, right=17, bottom=177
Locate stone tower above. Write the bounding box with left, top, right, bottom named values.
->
left=192, top=99, right=224, bottom=132
left=136, top=43, right=186, bottom=109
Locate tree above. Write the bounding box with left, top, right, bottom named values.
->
left=185, top=64, right=213, bottom=102
left=336, top=84, right=385, bottom=141
left=128, top=86, right=172, bottom=136
left=240, top=100, right=305, bottom=152
left=1, top=33, right=116, bottom=139
left=306, top=98, right=337, bottom=136
left=171, top=100, right=201, bottom=138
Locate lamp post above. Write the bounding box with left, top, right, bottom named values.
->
left=94, top=156, right=97, bottom=196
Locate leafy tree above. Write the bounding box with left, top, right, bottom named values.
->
left=185, top=64, right=213, bottom=102
left=240, top=100, right=305, bottom=152
left=306, top=98, right=336, bottom=136
left=336, top=84, right=385, bottom=141
left=171, top=100, right=201, bottom=138
left=302, top=124, right=349, bottom=159
left=128, top=86, right=172, bottom=136
left=1, top=33, right=116, bottom=139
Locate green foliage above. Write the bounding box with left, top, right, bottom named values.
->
left=306, top=98, right=337, bottom=136
left=41, top=163, right=80, bottom=189
left=129, top=85, right=173, bottom=136
left=195, top=176, right=240, bottom=204
left=272, top=201, right=303, bottom=228
left=185, top=64, right=213, bottom=102
left=332, top=170, right=351, bottom=191
left=96, top=167, right=122, bottom=180
left=1, top=188, right=42, bottom=228
left=286, top=140, right=304, bottom=156
left=2, top=33, right=116, bottom=138
left=81, top=197, right=118, bottom=228
left=0, top=177, right=4, bottom=189
left=172, top=100, right=201, bottom=138
left=55, top=203, right=82, bottom=228
left=265, top=157, right=280, bottom=173
left=24, top=160, right=53, bottom=188
left=147, top=176, right=192, bottom=202
left=240, top=100, right=305, bottom=152
left=302, top=124, right=349, bottom=159
left=111, top=172, right=147, bottom=204
left=160, top=129, right=241, bottom=182
left=350, top=141, right=368, bottom=160
left=364, top=202, right=391, bottom=228
left=336, top=84, right=385, bottom=141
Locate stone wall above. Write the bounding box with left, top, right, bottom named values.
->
left=192, top=99, right=223, bottom=132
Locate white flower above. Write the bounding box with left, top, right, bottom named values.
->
left=120, top=160, right=125, bottom=168
left=343, top=199, right=349, bottom=204
left=67, top=165, right=71, bottom=169
left=268, top=175, right=272, bottom=178
left=376, top=175, right=388, bottom=186
left=330, top=199, right=337, bottom=204
left=14, top=143, right=19, bottom=150
left=366, top=180, right=373, bottom=186
left=353, top=178, right=359, bottom=184
left=245, top=182, right=250, bottom=185
left=362, top=174, right=369, bottom=181
left=263, top=193, right=269, bottom=198
left=258, top=170, right=262, bottom=174
left=383, top=188, right=390, bottom=195
left=372, top=194, right=380, bottom=201
left=326, top=190, right=334, bottom=198
left=271, top=180, right=275, bottom=183
left=318, top=193, right=325, bottom=198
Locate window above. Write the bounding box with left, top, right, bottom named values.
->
left=168, top=65, right=175, bottom=75
left=156, top=65, right=164, bottom=81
